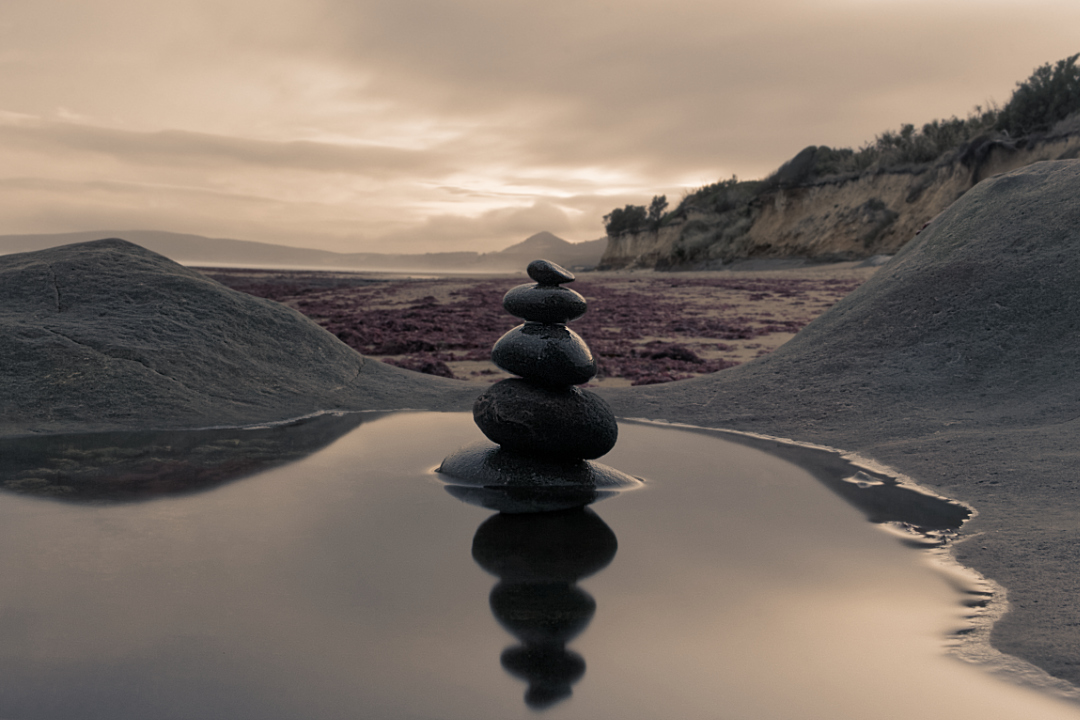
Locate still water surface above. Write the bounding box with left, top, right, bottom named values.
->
left=0, top=411, right=1077, bottom=719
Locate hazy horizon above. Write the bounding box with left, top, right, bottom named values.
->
left=0, top=227, right=602, bottom=255
left=2, top=0, right=1078, bottom=254
left=0, top=228, right=611, bottom=274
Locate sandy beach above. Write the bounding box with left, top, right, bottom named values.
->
left=201, top=262, right=879, bottom=387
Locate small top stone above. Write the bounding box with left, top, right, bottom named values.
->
left=527, top=259, right=575, bottom=286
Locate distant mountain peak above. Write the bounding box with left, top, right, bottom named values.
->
left=523, top=230, right=565, bottom=244
left=498, top=231, right=571, bottom=255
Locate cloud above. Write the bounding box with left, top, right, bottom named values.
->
left=308, top=0, right=1080, bottom=173
left=2, top=0, right=1079, bottom=252
left=0, top=118, right=451, bottom=177
left=0, top=176, right=378, bottom=248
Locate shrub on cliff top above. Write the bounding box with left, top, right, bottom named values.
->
left=676, top=176, right=764, bottom=216
left=605, top=195, right=670, bottom=236
left=600, top=52, right=1079, bottom=238
left=648, top=195, right=668, bottom=230
left=831, top=53, right=1080, bottom=172
left=603, top=204, right=648, bottom=236
left=996, top=53, right=1080, bottom=137
left=806, top=108, right=1001, bottom=177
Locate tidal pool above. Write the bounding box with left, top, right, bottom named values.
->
left=0, top=411, right=1078, bottom=719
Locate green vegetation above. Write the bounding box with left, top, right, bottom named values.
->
left=676, top=176, right=764, bottom=215
left=647, top=195, right=668, bottom=230
left=655, top=176, right=762, bottom=266
left=785, top=52, right=1080, bottom=179
left=820, top=109, right=1001, bottom=175
left=604, top=195, right=668, bottom=236
left=602, top=204, right=646, bottom=236
left=795, top=53, right=1080, bottom=178
left=602, top=52, right=1080, bottom=240
left=996, top=53, right=1080, bottom=136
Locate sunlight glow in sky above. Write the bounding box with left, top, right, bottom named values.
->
left=1, top=0, right=1078, bottom=253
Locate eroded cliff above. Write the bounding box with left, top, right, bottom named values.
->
left=600, top=132, right=1080, bottom=269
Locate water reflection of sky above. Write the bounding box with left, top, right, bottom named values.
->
left=0, top=412, right=1077, bottom=719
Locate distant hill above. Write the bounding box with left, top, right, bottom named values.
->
left=493, top=232, right=606, bottom=269
left=0, top=230, right=607, bottom=272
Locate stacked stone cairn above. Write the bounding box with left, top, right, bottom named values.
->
left=438, top=259, right=640, bottom=513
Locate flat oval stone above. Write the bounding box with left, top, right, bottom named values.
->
left=437, top=441, right=640, bottom=513
left=491, top=323, right=596, bottom=385
left=472, top=379, right=618, bottom=459
left=527, top=259, right=575, bottom=285
left=502, top=284, right=587, bottom=324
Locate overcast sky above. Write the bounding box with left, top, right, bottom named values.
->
left=1, top=0, right=1078, bottom=253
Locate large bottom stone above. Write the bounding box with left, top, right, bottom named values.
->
left=473, top=379, right=618, bottom=459
left=436, top=441, right=642, bottom=513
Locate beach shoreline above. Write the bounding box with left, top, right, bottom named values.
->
left=199, top=261, right=880, bottom=387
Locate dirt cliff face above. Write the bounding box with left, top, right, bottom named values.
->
left=600, top=133, right=1080, bottom=269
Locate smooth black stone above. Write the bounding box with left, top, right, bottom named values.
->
left=502, top=284, right=588, bottom=324
left=491, top=324, right=596, bottom=386
left=472, top=380, right=618, bottom=458
left=438, top=442, right=637, bottom=487
left=527, top=259, right=575, bottom=285
left=437, top=441, right=640, bottom=513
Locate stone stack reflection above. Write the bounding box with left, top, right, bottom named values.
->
left=472, top=507, right=617, bottom=709
left=438, top=259, right=640, bottom=514
left=436, top=261, right=639, bottom=708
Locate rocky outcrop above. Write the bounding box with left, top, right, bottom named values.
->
left=0, top=239, right=477, bottom=436
left=598, top=160, right=1080, bottom=686
left=600, top=132, right=1080, bottom=269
